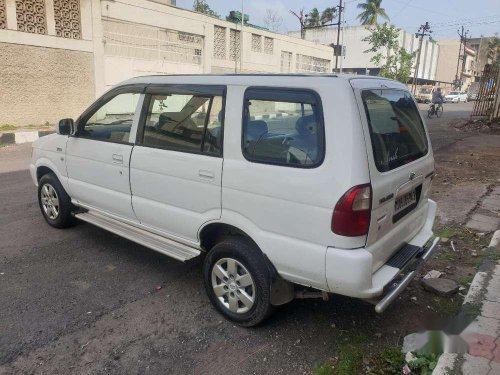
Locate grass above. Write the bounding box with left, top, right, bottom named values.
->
left=0, top=124, right=16, bottom=131
left=433, top=296, right=462, bottom=315
left=0, top=122, right=52, bottom=132
left=368, top=348, right=405, bottom=375
left=458, top=274, right=474, bottom=286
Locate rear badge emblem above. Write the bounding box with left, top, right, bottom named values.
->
left=409, top=172, right=416, bottom=180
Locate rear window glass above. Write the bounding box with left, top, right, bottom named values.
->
left=361, top=89, right=428, bottom=172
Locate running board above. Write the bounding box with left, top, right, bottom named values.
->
left=74, top=211, right=201, bottom=262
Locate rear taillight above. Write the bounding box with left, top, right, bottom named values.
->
left=332, top=184, right=372, bottom=237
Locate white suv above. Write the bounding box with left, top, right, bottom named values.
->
left=30, top=74, right=439, bottom=326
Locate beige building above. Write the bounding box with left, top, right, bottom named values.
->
left=435, top=40, right=476, bottom=89
left=0, top=0, right=332, bottom=126
left=289, top=26, right=440, bottom=82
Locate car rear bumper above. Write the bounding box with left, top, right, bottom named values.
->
left=325, top=199, right=437, bottom=308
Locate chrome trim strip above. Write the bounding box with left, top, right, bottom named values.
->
left=374, top=236, right=440, bottom=313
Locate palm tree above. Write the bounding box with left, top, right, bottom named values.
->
left=306, top=8, right=321, bottom=27
left=321, top=7, right=337, bottom=25
left=357, top=0, right=389, bottom=26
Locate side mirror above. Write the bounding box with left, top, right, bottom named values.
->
left=56, top=118, right=74, bottom=136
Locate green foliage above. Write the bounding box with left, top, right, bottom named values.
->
left=313, top=363, right=335, bottom=375
left=192, top=0, right=220, bottom=18
left=357, top=0, right=389, bottom=26
left=408, top=354, right=437, bottom=375
left=305, top=7, right=337, bottom=27
left=363, top=23, right=415, bottom=83
left=368, top=348, right=405, bottom=375
left=489, top=35, right=500, bottom=68
left=0, top=124, right=17, bottom=131
left=306, top=8, right=321, bottom=27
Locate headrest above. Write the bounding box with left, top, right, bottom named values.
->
left=296, top=115, right=317, bottom=135
left=246, top=120, right=268, bottom=141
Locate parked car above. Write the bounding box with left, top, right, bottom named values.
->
left=444, top=91, right=468, bottom=103
left=415, top=85, right=435, bottom=103
left=31, top=74, right=439, bottom=326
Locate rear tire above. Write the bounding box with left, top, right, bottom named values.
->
left=436, top=105, right=443, bottom=118
left=38, top=173, right=75, bottom=228
left=427, top=108, right=434, bottom=118
left=203, top=237, right=274, bottom=327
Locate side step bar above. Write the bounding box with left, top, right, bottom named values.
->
left=74, top=211, right=201, bottom=262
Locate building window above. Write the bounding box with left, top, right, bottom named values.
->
left=251, top=34, right=262, bottom=52
left=213, top=26, right=226, bottom=60
left=0, top=0, right=6, bottom=29
left=54, top=0, right=81, bottom=39
left=230, top=29, right=241, bottom=61
left=15, top=0, right=47, bottom=35
left=296, top=54, right=330, bottom=73
left=103, top=20, right=203, bottom=65
left=264, top=37, right=273, bottom=54
left=280, top=51, right=292, bottom=73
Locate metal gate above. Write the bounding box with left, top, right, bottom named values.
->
left=471, top=64, right=500, bottom=119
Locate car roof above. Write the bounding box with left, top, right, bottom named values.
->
left=120, top=73, right=400, bottom=87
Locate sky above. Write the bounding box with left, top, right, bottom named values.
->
left=177, top=0, right=500, bottom=40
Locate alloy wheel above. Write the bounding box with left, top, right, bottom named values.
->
left=211, top=257, right=256, bottom=314
left=40, top=183, right=60, bottom=220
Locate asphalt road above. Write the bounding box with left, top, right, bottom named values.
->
left=419, top=101, right=475, bottom=151
left=0, top=103, right=475, bottom=374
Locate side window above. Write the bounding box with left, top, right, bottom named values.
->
left=242, top=88, right=324, bottom=167
left=142, top=92, right=223, bottom=155
left=79, top=92, right=140, bottom=143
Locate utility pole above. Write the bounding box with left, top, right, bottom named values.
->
left=334, top=0, right=343, bottom=72
left=456, top=26, right=470, bottom=90
left=297, top=1, right=344, bottom=72
left=411, top=22, right=432, bottom=94
left=240, top=0, right=244, bottom=73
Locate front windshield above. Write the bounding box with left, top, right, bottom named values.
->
left=419, top=89, right=432, bottom=94
left=448, top=91, right=459, bottom=95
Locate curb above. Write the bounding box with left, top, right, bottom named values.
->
left=489, top=230, right=500, bottom=250
left=432, top=232, right=499, bottom=375
left=0, top=130, right=54, bottom=145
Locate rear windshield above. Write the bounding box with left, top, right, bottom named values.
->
left=361, top=89, right=428, bottom=172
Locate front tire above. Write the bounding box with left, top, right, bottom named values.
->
left=203, top=237, right=274, bottom=327
left=38, top=173, right=75, bottom=228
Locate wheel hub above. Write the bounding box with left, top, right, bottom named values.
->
left=41, top=183, right=60, bottom=220
left=211, top=258, right=256, bottom=314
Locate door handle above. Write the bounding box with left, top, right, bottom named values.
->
left=198, top=170, right=215, bottom=179
left=112, top=154, right=123, bottom=164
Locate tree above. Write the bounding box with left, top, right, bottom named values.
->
left=357, top=0, right=389, bottom=26
left=306, top=8, right=321, bottom=27
left=263, top=9, right=283, bottom=32
left=193, top=0, right=220, bottom=18
left=320, top=7, right=337, bottom=25
left=488, top=35, right=500, bottom=68
left=363, top=23, right=415, bottom=83
left=290, top=8, right=307, bottom=39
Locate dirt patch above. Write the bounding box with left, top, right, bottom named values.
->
left=452, top=118, right=500, bottom=134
